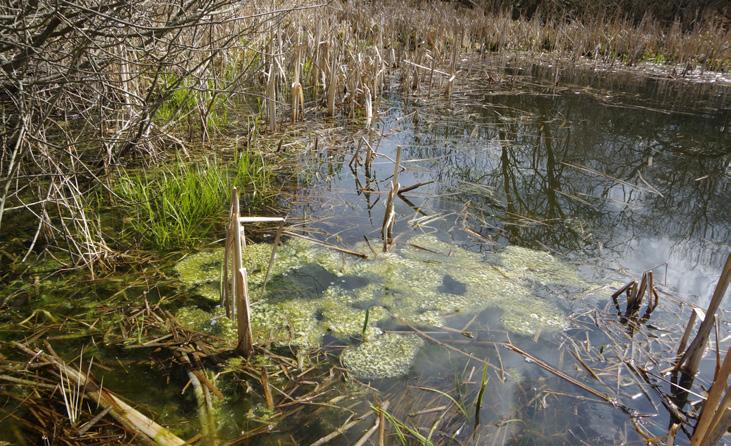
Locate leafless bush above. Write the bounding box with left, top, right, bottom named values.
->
left=0, top=0, right=312, bottom=270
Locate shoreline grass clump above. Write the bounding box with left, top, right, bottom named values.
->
left=115, top=154, right=273, bottom=250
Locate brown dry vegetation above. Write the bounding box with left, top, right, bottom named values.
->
left=0, top=0, right=728, bottom=269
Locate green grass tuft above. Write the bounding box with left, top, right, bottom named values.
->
left=115, top=153, right=273, bottom=250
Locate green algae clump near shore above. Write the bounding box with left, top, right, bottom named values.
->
left=341, top=333, right=424, bottom=379
left=174, top=234, right=590, bottom=378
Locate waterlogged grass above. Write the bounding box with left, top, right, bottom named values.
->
left=115, top=154, right=273, bottom=249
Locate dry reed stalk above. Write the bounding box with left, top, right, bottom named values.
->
left=446, top=28, right=461, bottom=98
left=691, top=346, right=730, bottom=446
left=381, top=146, right=401, bottom=251
left=310, top=409, right=375, bottom=446
left=679, top=253, right=731, bottom=377
left=14, top=342, right=186, bottom=446
left=230, top=187, right=253, bottom=356
left=291, top=39, right=304, bottom=123
left=378, top=401, right=386, bottom=446
left=282, top=230, right=368, bottom=258
left=291, top=81, right=304, bottom=123
left=674, top=309, right=700, bottom=369
left=327, top=40, right=338, bottom=117
left=364, top=85, right=373, bottom=128
left=222, top=203, right=233, bottom=317
left=266, top=62, right=277, bottom=132
left=311, top=19, right=322, bottom=95
left=239, top=216, right=286, bottom=223
left=353, top=401, right=390, bottom=446
left=260, top=368, right=275, bottom=410
left=504, top=342, right=631, bottom=413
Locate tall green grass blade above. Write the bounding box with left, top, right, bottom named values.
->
left=474, top=363, right=488, bottom=427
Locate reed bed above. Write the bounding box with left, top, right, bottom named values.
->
left=1, top=1, right=729, bottom=444
left=2, top=0, right=728, bottom=269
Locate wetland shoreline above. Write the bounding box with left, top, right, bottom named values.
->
left=1, top=1, right=730, bottom=444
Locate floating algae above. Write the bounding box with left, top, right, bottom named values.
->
left=341, top=333, right=424, bottom=379
left=174, top=234, right=591, bottom=377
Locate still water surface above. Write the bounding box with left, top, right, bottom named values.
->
left=282, top=63, right=730, bottom=444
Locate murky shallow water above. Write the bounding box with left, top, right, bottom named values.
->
left=2, top=64, right=729, bottom=445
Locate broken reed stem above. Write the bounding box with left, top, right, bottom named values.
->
left=679, top=253, right=731, bottom=377
left=675, top=310, right=699, bottom=369
left=504, top=343, right=632, bottom=414
left=260, top=369, right=275, bottom=410
left=381, top=146, right=401, bottom=251
left=397, top=180, right=434, bottom=195
left=611, top=270, right=660, bottom=321
left=353, top=401, right=390, bottom=446
left=691, top=346, right=731, bottom=446
left=13, top=342, right=186, bottom=446
left=231, top=187, right=253, bottom=356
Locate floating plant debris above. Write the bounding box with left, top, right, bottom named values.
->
left=175, top=234, right=592, bottom=377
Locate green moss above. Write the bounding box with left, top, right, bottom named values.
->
left=341, top=333, right=424, bottom=379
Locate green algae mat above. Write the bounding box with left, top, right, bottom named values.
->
left=174, top=234, right=591, bottom=379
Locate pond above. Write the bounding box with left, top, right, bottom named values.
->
left=2, top=61, right=729, bottom=445
left=271, top=62, right=730, bottom=444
